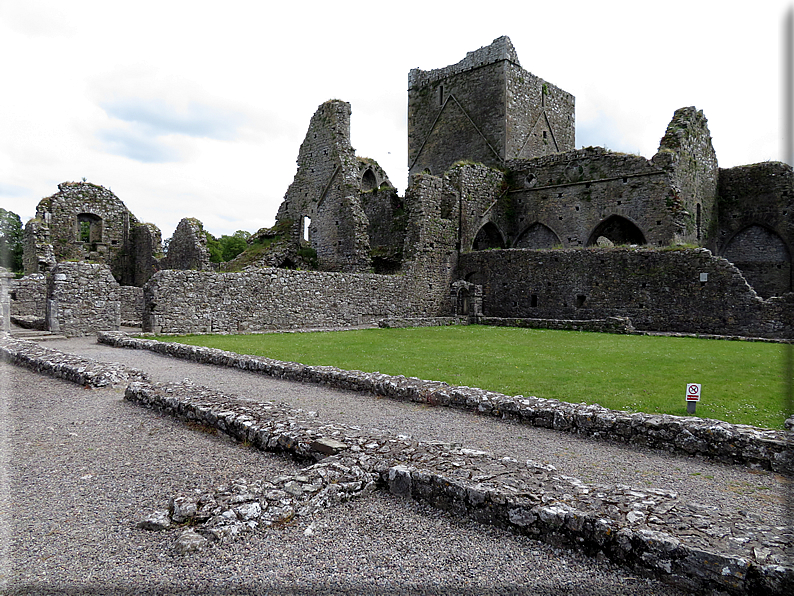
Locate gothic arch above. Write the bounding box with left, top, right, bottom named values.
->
left=472, top=222, right=506, bottom=251
left=722, top=224, right=791, bottom=297
left=361, top=168, right=377, bottom=191
left=586, top=215, right=646, bottom=247
left=514, top=222, right=562, bottom=249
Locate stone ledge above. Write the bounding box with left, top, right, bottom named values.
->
left=98, top=331, right=794, bottom=475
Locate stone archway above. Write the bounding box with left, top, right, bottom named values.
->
left=514, top=222, right=561, bottom=249
left=586, top=215, right=646, bottom=247
left=361, top=169, right=377, bottom=191
left=723, top=224, right=791, bottom=297
left=472, top=222, right=505, bottom=250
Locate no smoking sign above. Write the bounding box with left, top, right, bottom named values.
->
left=686, top=383, right=701, bottom=402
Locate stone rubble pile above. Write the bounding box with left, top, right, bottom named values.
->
left=99, top=331, right=793, bottom=474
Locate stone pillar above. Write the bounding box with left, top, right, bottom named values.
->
left=0, top=267, right=12, bottom=333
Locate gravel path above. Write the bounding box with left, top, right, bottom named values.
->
left=0, top=359, right=692, bottom=595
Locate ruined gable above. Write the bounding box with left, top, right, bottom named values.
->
left=160, top=217, right=210, bottom=271
left=24, top=182, right=138, bottom=281
left=652, top=107, right=719, bottom=245
left=275, top=100, right=372, bottom=272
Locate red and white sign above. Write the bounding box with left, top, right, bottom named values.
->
left=686, top=383, right=701, bottom=402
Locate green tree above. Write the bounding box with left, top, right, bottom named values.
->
left=0, top=208, right=23, bottom=273
left=204, top=232, right=224, bottom=263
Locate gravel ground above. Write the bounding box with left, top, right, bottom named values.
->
left=0, top=361, right=692, bottom=595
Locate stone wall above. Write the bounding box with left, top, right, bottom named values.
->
left=131, top=222, right=163, bottom=286
left=9, top=274, right=47, bottom=321
left=457, top=247, right=793, bottom=338
left=142, top=268, right=416, bottom=334
left=46, top=262, right=121, bottom=337
left=495, top=148, right=678, bottom=250
left=275, top=100, right=372, bottom=273
left=716, top=162, right=793, bottom=298
left=652, top=107, right=719, bottom=245
left=119, top=285, right=144, bottom=327
left=24, top=182, right=137, bottom=281
left=400, top=175, right=459, bottom=317
left=0, top=268, right=11, bottom=333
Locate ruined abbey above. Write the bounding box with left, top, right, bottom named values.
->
left=7, top=37, right=793, bottom=338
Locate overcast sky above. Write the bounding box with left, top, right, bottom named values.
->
left=1, top=1, right=791, bottom=240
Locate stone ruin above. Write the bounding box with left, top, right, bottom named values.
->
left=7, top=36, right=793, bottom=338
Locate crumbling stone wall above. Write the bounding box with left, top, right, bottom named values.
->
left=715, top=162, right=793, bottom=297
left=131, top=222, right=163, bottom=286
left=159, top=218, right=210, bottom=271
left=359, top=159, right=405, bottom=273
left=46, top=262, right=121, bottom=337
left=408, top=36, right=574, bottom=177
left=652, top=107, right=719, bottom=245
left=22, top=218, right=55, bottom=274
left=275, top=100, right=373, bottom=273
left=24, top=182, right=136, bottom=280
left=22, top=181, right=165, bottom=287
left=486, top=149, right=679, bottom=251
left=400, top=175, right=459, bottom=317
left=458, top=247, right=793, bottom=338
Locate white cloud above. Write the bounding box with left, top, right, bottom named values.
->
left=0, top=0, right=791, bottom=237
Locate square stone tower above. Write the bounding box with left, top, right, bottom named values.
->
left=408, top=36, right=575, bottom=177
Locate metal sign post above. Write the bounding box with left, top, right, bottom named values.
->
left=686, top=383, right=701, bottom=414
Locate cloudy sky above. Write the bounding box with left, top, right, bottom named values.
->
left=1, top=1, right=791, bottom=240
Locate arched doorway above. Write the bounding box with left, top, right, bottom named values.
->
left=514, top=222, right=561, bottom=249
left=723, top=225, right=791, bottom=297
left=361, top=169, right=377, bottom=191
left=472, top=222, right=505, bottom=250
left=586, top=215, right=646, bottom=247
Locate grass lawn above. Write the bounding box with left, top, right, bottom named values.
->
left=151, top=326, right=791, bottom=429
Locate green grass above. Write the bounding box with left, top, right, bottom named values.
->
left=150, top=326, right=791, bottom=429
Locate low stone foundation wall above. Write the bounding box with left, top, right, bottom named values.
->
left=378, top=316, right=467, bottom=328
left=0, top=336, right=147, bottom=387
left=98, top=332, right=793, bottom=474
left=478, top=316, right=635, bottom=334
left=124, top=380, right=792, bottom=594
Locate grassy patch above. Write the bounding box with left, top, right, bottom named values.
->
left=150, top=326, right=790, bottom=429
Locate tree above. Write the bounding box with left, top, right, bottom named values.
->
left=0, top=208, right=23, bottom=273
